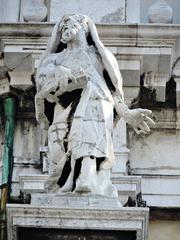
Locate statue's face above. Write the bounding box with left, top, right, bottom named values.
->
left=60, top=17, right=82, bottom=44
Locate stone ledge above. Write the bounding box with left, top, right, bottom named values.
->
left=141, top=175, right=180, bottom=208
left=0, top=23, right=180, bottom=39
left=6, top=203, right=149, bottom=240
left=144, top=195, right=180, bottom=208
left=31, top=193, right=122, bottom=208
left=19, top=174, right=48, bottom=194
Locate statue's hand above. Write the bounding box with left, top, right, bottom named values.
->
left=124, top=108, right=155, bottom=134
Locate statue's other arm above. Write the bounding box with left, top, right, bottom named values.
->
left=106, top=50, right=155, bottom=134
left=35, top=57, right=55, bottom=131
left=35, top=55, right=76, bottom=131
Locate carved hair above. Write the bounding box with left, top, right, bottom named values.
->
left=44, top=14, right=89, bottom=55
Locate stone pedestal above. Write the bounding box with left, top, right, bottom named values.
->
left=7, top=194, right=149, bottom=240
left=31, top=193, right=122, bottom=208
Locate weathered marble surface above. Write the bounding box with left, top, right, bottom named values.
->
left=35, top=14, right=154, bottom=198
left=31, top=193, right=122, bottom=208
left=7, top=198, right=149, bottom=240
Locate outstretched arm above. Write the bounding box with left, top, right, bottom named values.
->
left=114, top=96, right=155, bottom=134
left=106, top=50, right=155, bottom=134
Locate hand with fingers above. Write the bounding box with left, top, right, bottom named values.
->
left=124, top=108, right=155, bottom=134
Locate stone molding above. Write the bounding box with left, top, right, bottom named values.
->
left=0, top=23, right=180, bottom=40
left=142, top=175, right=180, bottom=207
left=6, top=203, right=149, bottom=240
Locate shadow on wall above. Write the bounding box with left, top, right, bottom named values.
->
left=131, top=73, right=176, bottom=109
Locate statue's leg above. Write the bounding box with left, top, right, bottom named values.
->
left=59, top=158, right=75, bottom=192
left=44, top=159, right=65, bottom=193
left=45, top=104, right=71, bottom=192
left=44, top=123, right=67, bottom=193
left=75, top=156, right=96, bottom=192
left=97, top=168, right=119, bottom=198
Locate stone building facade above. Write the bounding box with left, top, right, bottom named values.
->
left=0, top=1, right=180, bottom=240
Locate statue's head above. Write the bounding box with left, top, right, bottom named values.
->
left=39, top=14, right=124, bottom=100
left=45, top=14, right=99, bottom=54
left=59, top=14, right=89, bottom=43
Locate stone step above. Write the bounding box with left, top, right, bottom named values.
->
left=112, top=176, right=141, bottom=205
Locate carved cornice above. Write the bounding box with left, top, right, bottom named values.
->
left=7, top=203, right=149, bottom=240
left=0, top=23, right=180, bottom=47
left=0, top=23, right=179, bottom=103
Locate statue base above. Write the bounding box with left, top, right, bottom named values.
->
left=7, top=193, right=149, bottom=240
left=31, top=192, right=122, bottom=208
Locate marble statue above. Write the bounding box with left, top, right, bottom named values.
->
left=35, top=14, right=154, bottom=197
